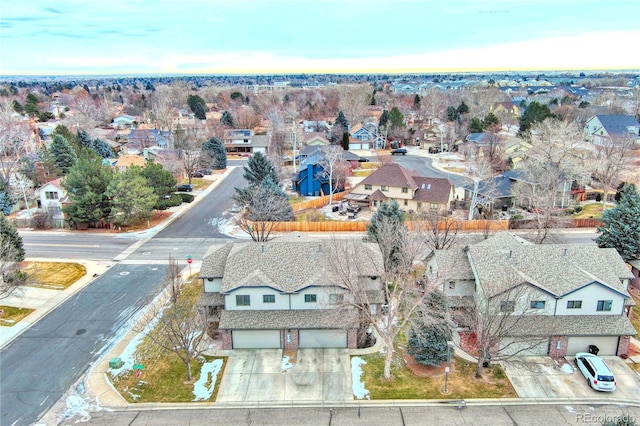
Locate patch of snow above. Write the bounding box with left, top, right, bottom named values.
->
left=351, top=357, right=370, bottom=400
left=561, top=363, right=574, bottom=374
left=192, top=359, right=224, bottom=401
left=564, top=405, right=576, bottom=413
left=109, top=313, right=162, bottom=376
left=281, top=355, right=294, bottom=371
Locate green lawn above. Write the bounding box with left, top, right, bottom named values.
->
left=359, top=352, right=515, bottom=399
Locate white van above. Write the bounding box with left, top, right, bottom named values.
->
left=574, top=352, right=617, bottom=392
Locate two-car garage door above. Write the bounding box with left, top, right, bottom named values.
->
left=566, top=336, right=619, bottom=356
left=232, top=330, right=280, bottom=349
left=299, top=330, right=347, bottom=348
left=232, top=329, right=348, bottom=349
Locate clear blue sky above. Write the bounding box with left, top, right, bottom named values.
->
left=1, top=0, right=638, bottom=76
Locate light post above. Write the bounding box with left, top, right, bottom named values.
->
left=444, top=340, right=454, bottom=394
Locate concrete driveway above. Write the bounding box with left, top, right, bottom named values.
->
left=216, top=348, right=352, bottom=402
left=502, top=356, right=640, bottom=400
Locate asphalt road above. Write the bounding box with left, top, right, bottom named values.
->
left=67, top=403, right=640, bottom=425
left=0, top=264, right=167, bottom=426
left=155, top=166, right=246, bottom=239
left=20, top=231, right=134, bottom=260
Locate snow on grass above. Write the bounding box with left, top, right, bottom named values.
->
left=281, top=355, right=294, bottom=371
left=109, top=313, right=162, bottom=377
left=192, top=359, right=224, bottom=401
left=351, top=357, right=370, bottom=400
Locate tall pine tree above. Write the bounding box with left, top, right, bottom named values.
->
left=202, top=136, right=227, bottom=170
left=596, top=184, right=640, bottom=261
left=49, top=135, right=77, bottom=175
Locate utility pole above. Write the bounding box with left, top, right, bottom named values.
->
left=292, top=121, right=298, bottom=174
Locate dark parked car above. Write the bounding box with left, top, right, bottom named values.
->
left=190, top=171, right=204, bottom=178
left=177, top=183, right=193, bottom=192
left=391, top=148, right=407, bottom=155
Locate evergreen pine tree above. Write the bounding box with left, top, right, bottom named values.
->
left=242, top=152, right=279, bottom=186
left=367, top=200, right=407, bottom=273
left=341, top=132, right=350, bottom=151
left=49, top=135, right=78, bottom=175
left=220, top=111, right=234, bottom=127
left=596, top=185, right=640, bottom=261
left=378, top=110, right=389, bottom=129
left=202, top=136, right=227, bottom=170
left=335, top=110, right=349, bottom=130
left=0, top=213, right=25, bottom=263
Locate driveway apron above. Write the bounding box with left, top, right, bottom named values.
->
left=216, top=348, right=352, bottom=402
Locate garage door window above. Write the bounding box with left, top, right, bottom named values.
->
left=305, top=294, right=317, bottom=303
left=236, top=295, right=250, bottom=306
left=596, top=300, right=612, bottom=311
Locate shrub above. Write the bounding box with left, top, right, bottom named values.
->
left=155, top=194, right=183, bottom=210
left=573, top=205, right=583, bottom=214
left=179, top=193, right=194, bottom=203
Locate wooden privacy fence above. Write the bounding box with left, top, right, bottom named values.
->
left=246, top=219, right=510, bottom=233
left=509, top=218, right=602, bottom=229
left=291, top=192, right=347, bottom=212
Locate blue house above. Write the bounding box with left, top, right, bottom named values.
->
left=292, top=147, right=359, bottom=196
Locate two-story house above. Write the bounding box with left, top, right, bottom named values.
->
left=584, top=114, right=640, bottom=147
left=345, top=163, right=454, bottom=214
left=425, top=232, right=636, bottom=357
left=36, top=178, right=67, bottom=218
left=198, top=235, right=384, bottom=350
left=222, top=129, right=269, bottom=156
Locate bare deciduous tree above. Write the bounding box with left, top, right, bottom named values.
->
left=318, top=145, right=348, bottom=204
left=512, top=119, right=588, bottom=243
left=590, top=134, right=636, bottom=211
left=149, top=85, right=176, bottom=132
left=332, top=84, right=371, bottom=126
left=413, top=212, right=462, bottom=251
left=467, top=156, right=498, bottom=220
left=174, top=123, right=207, bottom=183
left=138, top=257, right=206, bottom=382
left=0, top=100, right=37, bottom=183
left=460, top=284, right=556, bottom=378
left=327, top=225, right=449, bottom=380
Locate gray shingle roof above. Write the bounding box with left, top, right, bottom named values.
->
left=219, top=309, right=359, bottom=329
left=197, top=292, right=224, bottom=307
left=200, top=236, right=383, bottom=294
left=466, top=237, right=633, bottom=298
left=505, top=315, right=637, bottom=337
left=595, top=114, right=640, bottom=136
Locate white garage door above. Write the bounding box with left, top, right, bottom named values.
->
left=567, top=336, right=619, bottom=356
left=299, top=329, right=347, bottom=348
left=232, top=330, right=280, bottom=349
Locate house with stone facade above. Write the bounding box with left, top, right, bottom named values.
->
left=425, top=232, right=636, bottom=358
left=198, top=234, right=383, bottom=350
left=345, top=163, right=454, bottom=214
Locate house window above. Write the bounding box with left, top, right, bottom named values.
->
left=404, top=200, right=408, bottom=206
left=236, top=295, right=250, bottom=306
left=329, top=294, right=344, bottom=304
left=596, top=300, right=612, bottom=311
left=448, top=281, right=455, bottom=289
left=365, top=184, right=372, bottom=190
left=45, top=191, right=59, bottom=200
left=304, top=294, right=317, bottom=303
left=263, top=294, right=275, bottom=303
left=381, top=185, right=388, bottom=192
left=402, top=187, right=408, bottom=193
left=373, top=200, right=378, bottom=207
left=430, top=203, right=438, bottom=210
left=417, top=202, right=422, bottom=210
left=530, top=300, right=545, bottom=309
left=500, top=301, right=515, bottom=312
left=567, top=300, right=582, bottom=309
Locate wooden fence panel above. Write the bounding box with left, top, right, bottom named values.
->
left=291, top=192, right=347, bottom=212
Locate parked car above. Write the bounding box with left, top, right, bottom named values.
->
left=177, top=183, right=193, bottom=192
left=574, top=352, right=616, bottom=392
left=391, top=148, right=407, bottom=155
left=190, top=171, right=204, bottom=178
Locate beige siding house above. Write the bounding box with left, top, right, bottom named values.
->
left=345, top=163, right=454, bottom=214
